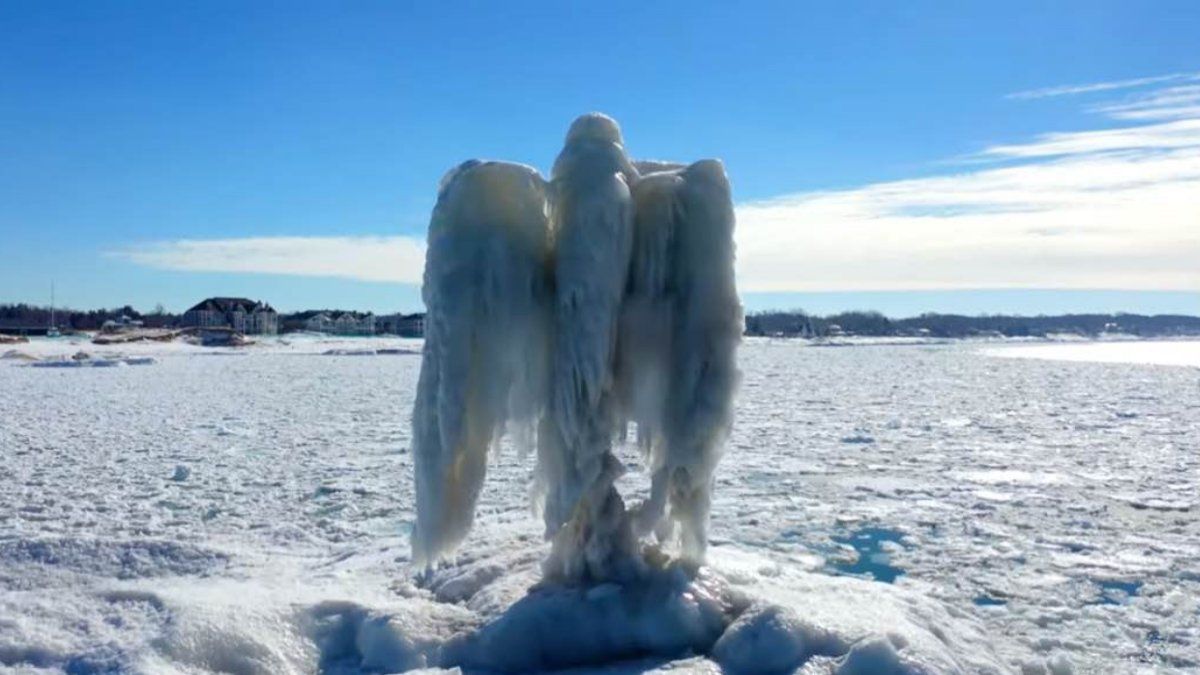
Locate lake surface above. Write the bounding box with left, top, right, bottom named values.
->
left=1, top=337, right=1197, bottom=672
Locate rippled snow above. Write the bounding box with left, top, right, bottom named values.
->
left=1, top=337, right=1197, bottom=672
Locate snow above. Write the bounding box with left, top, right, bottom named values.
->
left=8, top=333, right=426, bottom=360
left=2, top=338, right=1198, bottom=672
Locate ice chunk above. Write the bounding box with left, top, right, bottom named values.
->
left=712, top=603, right=840, bottom=672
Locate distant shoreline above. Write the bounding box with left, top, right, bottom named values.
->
left=744, top=310, right=1200, bottom=340
left=4, top=303, right=1199, bottom=340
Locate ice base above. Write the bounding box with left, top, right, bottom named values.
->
left=313, top=544, right=1009, bottom=674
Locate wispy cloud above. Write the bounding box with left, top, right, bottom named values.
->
left=113, top=236, right=426, bottom=284
left=734, top=153, right=1200, bottom=291
left=980, top=119, right=1200, bottom=158
left=114, top=75, right=1200, bottom=295
left=734, top=76, right=1200, bottom=292
left=1091, top=84, right=1200, bottom=121
left=1006, top=72, right=1199, bottom=100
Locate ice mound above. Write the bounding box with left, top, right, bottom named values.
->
left=303, top=546, right=1007, bottom=674
left=306, top=599, right=476, bottom=673
left=441, top=564, right=735, bottom=671
left=0, top=349, right=38, bottom=361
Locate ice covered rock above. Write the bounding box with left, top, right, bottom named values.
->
left=441, top=563, right=737, bottom=672
left=321, top=545, right=1009, bottom=674
left=712, top=603, right=840, bottom=673
left=306, top=599, right=474, bottom=673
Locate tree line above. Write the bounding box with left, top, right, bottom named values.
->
left=0, top=303, right=176, bottom=331
left=0, top=304, right=392, bottom=333
left=6, top=302, right=1198, bottom=338
left=744, top=310, right=1200, bottom=338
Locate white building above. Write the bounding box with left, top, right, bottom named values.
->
left=302, top=311, right=375, bottom=336
left=302, top=312, right=333, bottom=333
left=182, top=297, right=278, bottom=335
left=100, top=315, right=144, bottom=333
left=377, top=312, right=425, bottom=337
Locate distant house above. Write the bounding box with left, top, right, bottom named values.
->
left=302, top=312, right=334, bottom=333
left=182, top=297, right=278, bottom=335
left=294, top=310, right=375, bottom=335
left=101, top=315, right=144, bottom=333
left=378, top=312, right=425, bottom=337
left=332, top=311, right=375, bottom=336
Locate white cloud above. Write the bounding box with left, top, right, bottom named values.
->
left=1006, top=72, right=1199, bottom=100
left=734, top=77, right=1200, bottom=292
left=114, top=75, right=1200, bottom=295
left=981, top=119, right=1200, bottom=158
left=1091, top=84, right=1200, bottom=121
left=733, top=151, right=1200, bottom=291
left=114, top=236, right=426, bottom=284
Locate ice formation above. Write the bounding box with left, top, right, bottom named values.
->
left=411, top=113, right=742, bottom=580
left=411, top=160, right=552, bottom=566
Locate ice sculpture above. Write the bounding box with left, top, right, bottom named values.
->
left=411, top=113, right=741, bottom=582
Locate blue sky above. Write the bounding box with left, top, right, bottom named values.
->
left=1, top=1, right=1197, bottom=316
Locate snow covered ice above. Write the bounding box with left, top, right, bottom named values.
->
left=2, top=334, right=1199, bottom=672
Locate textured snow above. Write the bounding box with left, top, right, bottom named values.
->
left=2, top=338, right=1198, bottom=672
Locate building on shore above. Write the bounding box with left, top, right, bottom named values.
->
left=293, top=310, right=376, bottom=336
left=181, top=297, right=278, bottom=335
left=377, top=312, right=425, bottom=337
left=100, top=315, right=144, bottom=333
left=334, top=311, right=375, bottom=336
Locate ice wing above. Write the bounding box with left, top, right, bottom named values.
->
left=663, top=159, right=742, bottom=559
left=620, top=160, right=742, bottom=559
left=411, top=160, right=552, bottom=568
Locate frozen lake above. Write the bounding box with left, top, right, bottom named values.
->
left=1, top=337, right=1197, bottom=673
left=986, top=339, right=1200, bottom=368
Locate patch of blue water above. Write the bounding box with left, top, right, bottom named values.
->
left=1094, top=579, right=1142, bottom=605
left=973, top=595, right=1007, bottom=607
left=827, top=526, right=906, bottom=584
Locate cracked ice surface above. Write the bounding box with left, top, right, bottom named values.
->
left=0, top=337, right=1197, bottom=672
